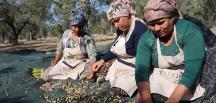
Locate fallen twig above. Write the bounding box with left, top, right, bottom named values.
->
left=4, top=88, right=8, bottom=96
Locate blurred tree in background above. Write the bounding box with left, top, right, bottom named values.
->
left=177, top=0, right=216, bottom=27
left=51, top=0, right=112, bottom=35
left=0, top=0, right=216, bottom=45
left=0, top=0, right=53, bottom=45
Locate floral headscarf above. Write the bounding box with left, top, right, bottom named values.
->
left=106, top=0, right=136, bottom=21
left=144, top=0, right=182, bottom=22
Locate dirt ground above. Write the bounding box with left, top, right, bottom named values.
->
left=0, top=34, right=116, bottom=53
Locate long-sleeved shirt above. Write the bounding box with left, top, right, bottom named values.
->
left=102, top=18, right=148, bottom=62
left=135, top=19, right=205, bottom=90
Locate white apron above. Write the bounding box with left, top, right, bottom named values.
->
left=44, top=38, right=88, bottom=80
left=105, top=32, right=137, bottom=97
left=149, top=26, right=205, bottom=101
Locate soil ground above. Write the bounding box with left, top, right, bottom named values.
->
left=0, top=34, right=116, bottom=53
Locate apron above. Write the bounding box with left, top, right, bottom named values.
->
left=44, top=38, right=88, bottom=80
left=105, top=29, right=137, bottom=97
left=149, top=25, right=205, bottom=101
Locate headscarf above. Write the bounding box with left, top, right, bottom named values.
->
left=144, top=0, right=182, bottom=22
left=70, top=12, right=86, bottom=26
left=106, top=0, right=136, bottom=21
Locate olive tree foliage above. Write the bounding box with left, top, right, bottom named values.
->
left=124, top=0, right=216, bottom=28
left=88, top=13, right=111, bottom=35
left=175, top=0, right=216, bottom=27
left=0, top=22, right=11, bottom=43
left=0, top=0, right=52, bottom=45
left=133, top=0, right=216, bottom=27
left=134, top=0, right=148, bottom=19
left=50, top=0, right=77, bottom=34
left=88, top=0, right=148, bottom=34
left=201, top=0, right=216, bottom=27
left=86, top=0, right=147, bottom=34
left=51, top=0, right=113, bottom=36
left=51, top=0, right=216, bottom=36
left=175, top=0, right=216, bottom=47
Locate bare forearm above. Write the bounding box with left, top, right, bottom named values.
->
left=137, top=81, right=153, bottom=103
left=166, top=84, right=189, bottom=103
left=54, top=53, right=62, bottom=63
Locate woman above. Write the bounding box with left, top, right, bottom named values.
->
left=42, top=12, right=97, bottom=80
left=135, top=0, right=206, bottom=102
left=91, top=0, right=148, bottom=97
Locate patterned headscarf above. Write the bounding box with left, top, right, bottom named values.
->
left=70, top=12, right=86, bottom=26
left=144, top=0, right=181, bottom=22
left=106, top=0, right=136, bottom=21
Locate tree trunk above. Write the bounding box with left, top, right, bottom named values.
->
left=30, top=32, right=32, bottom=41
left=0, top=33, right=2, bottom=43
left=13, top=33, right=19, bottom=45
left=2, top=33, right=5, bottom=43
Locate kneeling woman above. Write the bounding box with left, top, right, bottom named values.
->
left=91, top=0, right=147, bottom=97
left=43, top=12, right=96, bottom=80
left=135, top=0, right=207, bottom=102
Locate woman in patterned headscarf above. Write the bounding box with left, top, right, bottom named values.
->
left=33, top=12, right=97, bottom=80
left=135, top=0, right=209, bottom=102
left=90, top=0, right=148, bottom=97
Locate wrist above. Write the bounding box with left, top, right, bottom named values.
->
left=137, top=82, right=152, bottom=97
left=100, top=59, right=105, bottom=64
left=140, top=91, right=153, bottom=103
left=168, top=84, right=188, bottom=102
left=167, top=96, right=180, bottom=103
left=54, top=59, right=58, bottom=63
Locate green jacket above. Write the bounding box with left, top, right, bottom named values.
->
left=135, top=19, right=205, bottom=89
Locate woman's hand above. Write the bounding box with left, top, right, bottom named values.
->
left=92, top=59, right=105, bottom=72
left=51, top=60, right=58, bottom=65
left=165, top=84, right=189, bottom=103
left=51, top=53, right=62, bottom=66
left=86, top=60, right=105, bottom=80
left=86, top=71, right=95, bottom=80
left=86, top=61, right=96, bottom=80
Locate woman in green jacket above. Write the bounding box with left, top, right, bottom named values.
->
left=135, top=0, right=208, bottom=102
